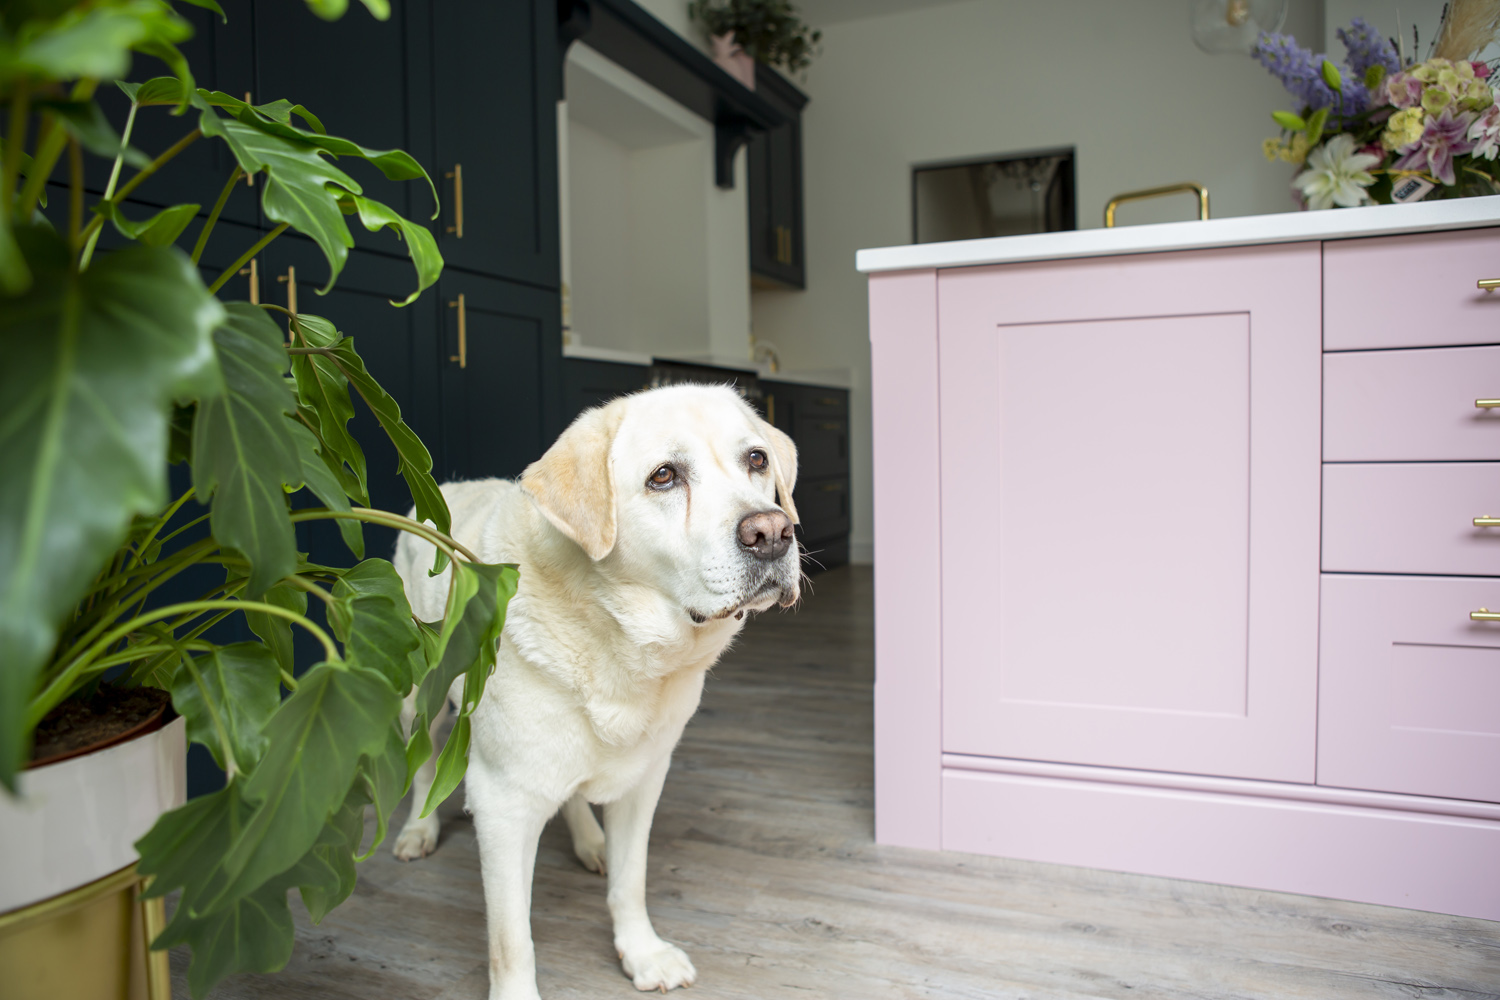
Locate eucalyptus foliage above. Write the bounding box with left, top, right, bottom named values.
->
left=0, top=1, right=516, bottom=994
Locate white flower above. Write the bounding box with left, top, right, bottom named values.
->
left=1470, top=97, right=1500, bottom=160
left=1292, top=133, right=1380, bottom=210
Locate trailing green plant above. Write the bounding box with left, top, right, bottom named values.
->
left=689, top=0, right=821, bottom=74
left=0, top=0, right=516, bottom=994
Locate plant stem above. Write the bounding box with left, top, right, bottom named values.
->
left=79, top=96, right=139, bottom=271
left=207, top=222, right=288, bottom=294
left=67, top=137, right=82, bottom=251
left=30, top=598, right=341, bottom=728
left=282, top=574, right=337, bottom=606
left=17, top=79, right=96, bottom=223
left=123, top=486, right=196, bottom=573
left=291, top=507, right=480, bottom=564
left=76, top=128, right=203, bottom=246
left=191, top=166, right=244, bottom=265
left=3, top=80, right=32, bottom=215
left=180, top=651, right=240, bottom=776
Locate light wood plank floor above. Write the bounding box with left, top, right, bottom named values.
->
left=178, top=566, right=1500, bottom=999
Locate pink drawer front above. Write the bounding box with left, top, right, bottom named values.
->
left=1319, top=574, right=1500, bottom=803
left=1324, top=227, right=1500, bottom=350
left=1322, top=463, right=1500, bottom=575
left=1324, top=345, right=1500, bottom=461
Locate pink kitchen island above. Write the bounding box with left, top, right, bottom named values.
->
left=860, top=196, right=1500, bottom=921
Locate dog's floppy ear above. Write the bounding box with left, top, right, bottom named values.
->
left=521, top=401, right=624, bottom=560
left=757, top=418, right=800, bottom=525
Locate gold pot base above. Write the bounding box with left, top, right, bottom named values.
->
left=0, top=863, right=169, bottom=1000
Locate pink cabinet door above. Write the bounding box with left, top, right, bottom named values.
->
left=937, top=244, right=1322, bottom=782
left=1319, top=574, right=1500, bottom=802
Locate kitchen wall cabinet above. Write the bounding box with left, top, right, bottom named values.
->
left=746, top=64, right=808, bottom=289
left=866, top=214, right=1500, bottom=921
left=763, top=380, right=849, bottom=568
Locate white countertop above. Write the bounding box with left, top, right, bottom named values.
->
left=856, top=196, right=1500, bottom=273
left=561, top=343, right=852, bottom=389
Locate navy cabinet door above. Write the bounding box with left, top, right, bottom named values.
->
left=438, top=272, right=562, bottom=484
left=430, top=0, right=560, bottom=289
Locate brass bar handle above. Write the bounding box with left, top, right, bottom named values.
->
left=820, top=421, right=842, bottom=431
left=1476, top=399, right=1500, bottom=408
left=446, top=164, right=464, bottom=238
left=1476, top=517, right=1500, bottom=526
left=766, top=394, right=775, bottom=425
left=237, top=257, right=259, bottom=305
left=819, top=482, right=845, bottom=492
left=1104, top=182, right=1209, bottom=228
left=449, top=293, right=467, bottom=368
left=816, top=396, right=841, bottom=406
left=276, top=265, right=296, bottom=315
left=1478, top=278, right=1500, bottom=292
left=1472, top=607, right=1500, bottom=621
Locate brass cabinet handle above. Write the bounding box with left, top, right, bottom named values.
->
left=765, top=394, right=775, bottom=425
left=1479, top=278, right=1500, bottom=292
left=449, top=293, right=467, bottom=368
left=276, top=265, right=296, bottom=315
left=815, top=396, right=840, bottom=406
left=1104, top=182, right=1209, bottom=227
left=1476, top=517, right=1500, bottom=526
left=1472, top=607, right=1500, bottom=621
left=1477, top=399, right=1500, bottom=408
left=819, top=482, right=844, bottom=492
left=446, top=164, right=464, bottom=238
left=237, top=258, right=259, bottom=304
left=820, top=421, right=842, bottom=431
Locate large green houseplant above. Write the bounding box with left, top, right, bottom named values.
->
left=0, top=0, right=515, bottom=994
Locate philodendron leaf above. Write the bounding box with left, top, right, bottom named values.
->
left=416, top=561, right=518, bottom=818
left=289, top=313, right=367, bottom=505
left=98, top=201, right=201, bottom=246
left=170, top=642, right=282, bottom=775
left=337, top=191, right=443, bottom=306
left=330, top=558, right=421, bottom=692
left=241, top=578, right=307, bottom=680
left=202, top=662, right=399, bottom=913
left=10, top=1, right=193, bottom=84
left=0, top=227, right=223, bottom=788
left=357, top=720, right=409, bottom=859
left=290, top=420, right=363, bottom=559
left=156, top=876, right=295, bottom=1000
left=324, top=336, right=450, bottom=540
left=191, top=302, right=301, bottom=597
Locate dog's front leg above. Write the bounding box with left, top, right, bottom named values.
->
left=470, top=778, right=553, bottom=1000
left=603, top=755, right=696, bottom=992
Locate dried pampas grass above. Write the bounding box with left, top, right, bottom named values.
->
left=1433, top=0, right=1500, bottom=61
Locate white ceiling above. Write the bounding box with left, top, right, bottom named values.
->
left=795, top=0, right=978, bottom=28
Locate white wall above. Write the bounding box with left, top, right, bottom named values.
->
left=562, top=44, right=751, bottom=360
left=746, top=0, right=1327, bottom=564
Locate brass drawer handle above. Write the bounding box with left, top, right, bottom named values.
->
left=237, top=258, right=259, bottom=304
left=1479, top=278, right=1500, bottom=292
left=815, top=396, right=841, bottom=406
left=446, top=163, right=464, bottom=238
left=276, top=265, right=296, bottom=315
left=1472, top=607, right=1500, bottom=621
left=1104, top=182, right=1209, bottom=228
left=449, top=293, right=467, bottom=368
left=820, top=421, right=842, bottom=431
left=1476, top=517, right=1500, bottom=526
left=819, top=482, right=844, bottom=492
left=1477, top=399, right=1500, bottom=408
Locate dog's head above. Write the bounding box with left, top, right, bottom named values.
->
left=520, top=384, right=801, bottom=626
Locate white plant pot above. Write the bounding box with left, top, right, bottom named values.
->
left=0, top=715, right=186, bottom=912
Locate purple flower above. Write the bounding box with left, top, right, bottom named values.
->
left=1337, top=18, right=1401, bottom=81
left=1393, top=108, right=1479, bottom=184
left=1254, top=31, right=1337, bottom=110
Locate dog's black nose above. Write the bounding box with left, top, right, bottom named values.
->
left=738, top=509, right=794, bottom=561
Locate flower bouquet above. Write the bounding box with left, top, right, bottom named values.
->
left=1255, top=0, right=1500, bottom=209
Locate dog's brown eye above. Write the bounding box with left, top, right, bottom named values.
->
left=748, top=449, right=768, bottom=471
left=648, top=465, right=675, bottom=488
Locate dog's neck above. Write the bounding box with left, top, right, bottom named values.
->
left=505, top=506, right=742, bottom=746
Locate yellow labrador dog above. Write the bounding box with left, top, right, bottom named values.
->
left=390, top=384, right=800, bottom=999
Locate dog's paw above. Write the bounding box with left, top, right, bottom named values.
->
left=392, top=814, right=440, bottom=861
left=620, top=941, right=696, bottom=993
left=571, top=830, right=607, bottom=875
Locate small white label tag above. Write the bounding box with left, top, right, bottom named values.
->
left=1390, top=175, right=1436, bottom=204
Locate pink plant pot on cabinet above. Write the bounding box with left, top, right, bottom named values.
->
left=712, top=32, right=756, bottom=90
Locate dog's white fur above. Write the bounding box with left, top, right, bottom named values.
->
left=390, top=385, right=800, bottom=999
